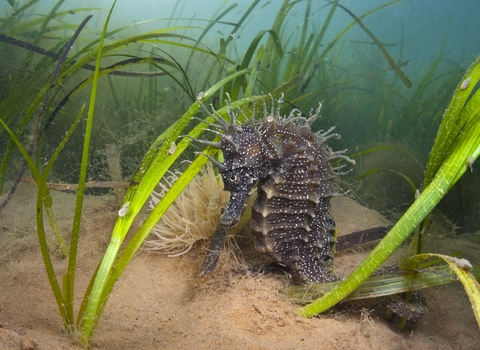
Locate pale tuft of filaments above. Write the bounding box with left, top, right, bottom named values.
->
left=144, top=163, right=230, bottom=257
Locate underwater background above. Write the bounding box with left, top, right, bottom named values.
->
left=1, top=0, right=479, bottom=230
left=1, top=1, right=480, bottom=347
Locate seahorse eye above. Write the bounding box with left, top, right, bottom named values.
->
left=229, top=174, right=237, bottom=182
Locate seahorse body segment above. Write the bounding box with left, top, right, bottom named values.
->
left=196, top=96, right=352, bottom=284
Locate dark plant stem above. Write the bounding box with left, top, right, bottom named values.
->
left=0, top=34, right=166, bottom=78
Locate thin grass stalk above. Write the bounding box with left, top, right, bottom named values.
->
left=2, top=0, right=38, bottom=22
left=8, top=10, right=85, bottom=37
left=65, top=0, right=117, bottom=333
left=21, top=0, right=65, bottom=76
left=297, top=0, right=311, bottom=61
left=148, top=47, right=156, bottom=113
left=355, top=168, right=418, bottom=195
left=262, top=0, right=296, bottom=89
left=399, top=22, right=450, bottom=140
left=36, top=185, right=72, bottom=326
left=301, top=0, right=338, bottom=75
left=167, top=0, right=181, bottom=27
left=225, top=0, right=262, bottom=47
left=244, top=45, right=264, bottom=98
left=332, top=2, right=411, bottom=88
left=184, top=3, right=237, bottom=72
left=0, top=117, right=70, bottom=326
left=301, top=0, right=401, bottom=94
left=230, top=29, right=283, bottom=100
left=42, top=105, right=85, bottom=259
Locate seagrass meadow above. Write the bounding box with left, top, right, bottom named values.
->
left=0, top=0, right=479, bottom=348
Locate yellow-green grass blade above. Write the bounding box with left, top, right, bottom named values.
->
left=229, top=29, right=283, bottom=101
left=424, top=55, right=480, bottom=187
left=0, top=116, right=71, bottom=326
left=404, top=254, right=480, bottom=329
left=68, top=0, right=117, bottom=342
left=244, top=45, right=264, bottom=98
left=355, top=168, right=418, bottom=195
left=282, top=266, right=457, bottom=303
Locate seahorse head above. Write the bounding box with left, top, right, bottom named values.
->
left=196, top=100, right=269, bottom=226
left=218, top=123, right=267, bottom=226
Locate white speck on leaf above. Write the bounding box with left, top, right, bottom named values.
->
left=414, top=189, right=421, bottom=200
left=467, top=155, right=475, bottom=172
left=168, top=142, right=176, bottom=155
left=455, top=258, right=472, bottom=271
left=460, top=77, right=470, bottom=90
left=118, top=201, right=130, bottom=217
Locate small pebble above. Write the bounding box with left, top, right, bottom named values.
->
left=19, top=336, right=39, bottom=350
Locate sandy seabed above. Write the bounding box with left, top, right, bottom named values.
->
left=0, top=183, right=479, bottom=349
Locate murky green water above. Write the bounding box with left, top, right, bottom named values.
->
left=0, top=0, right=479, bottom=231
left=0, top=2, right=479, bottom=347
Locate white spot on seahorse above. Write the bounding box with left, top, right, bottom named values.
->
left=196, top=91, right=204, bottom=100
left=265, top=115, right=274, bottom=123
left=167, top=141, right=176, bottom=155
left=460, top=77, right=470, bottom=90
left=118, top=201, right=130, bottom=217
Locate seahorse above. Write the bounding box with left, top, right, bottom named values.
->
left=194, top=95, right=354, bottom=284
